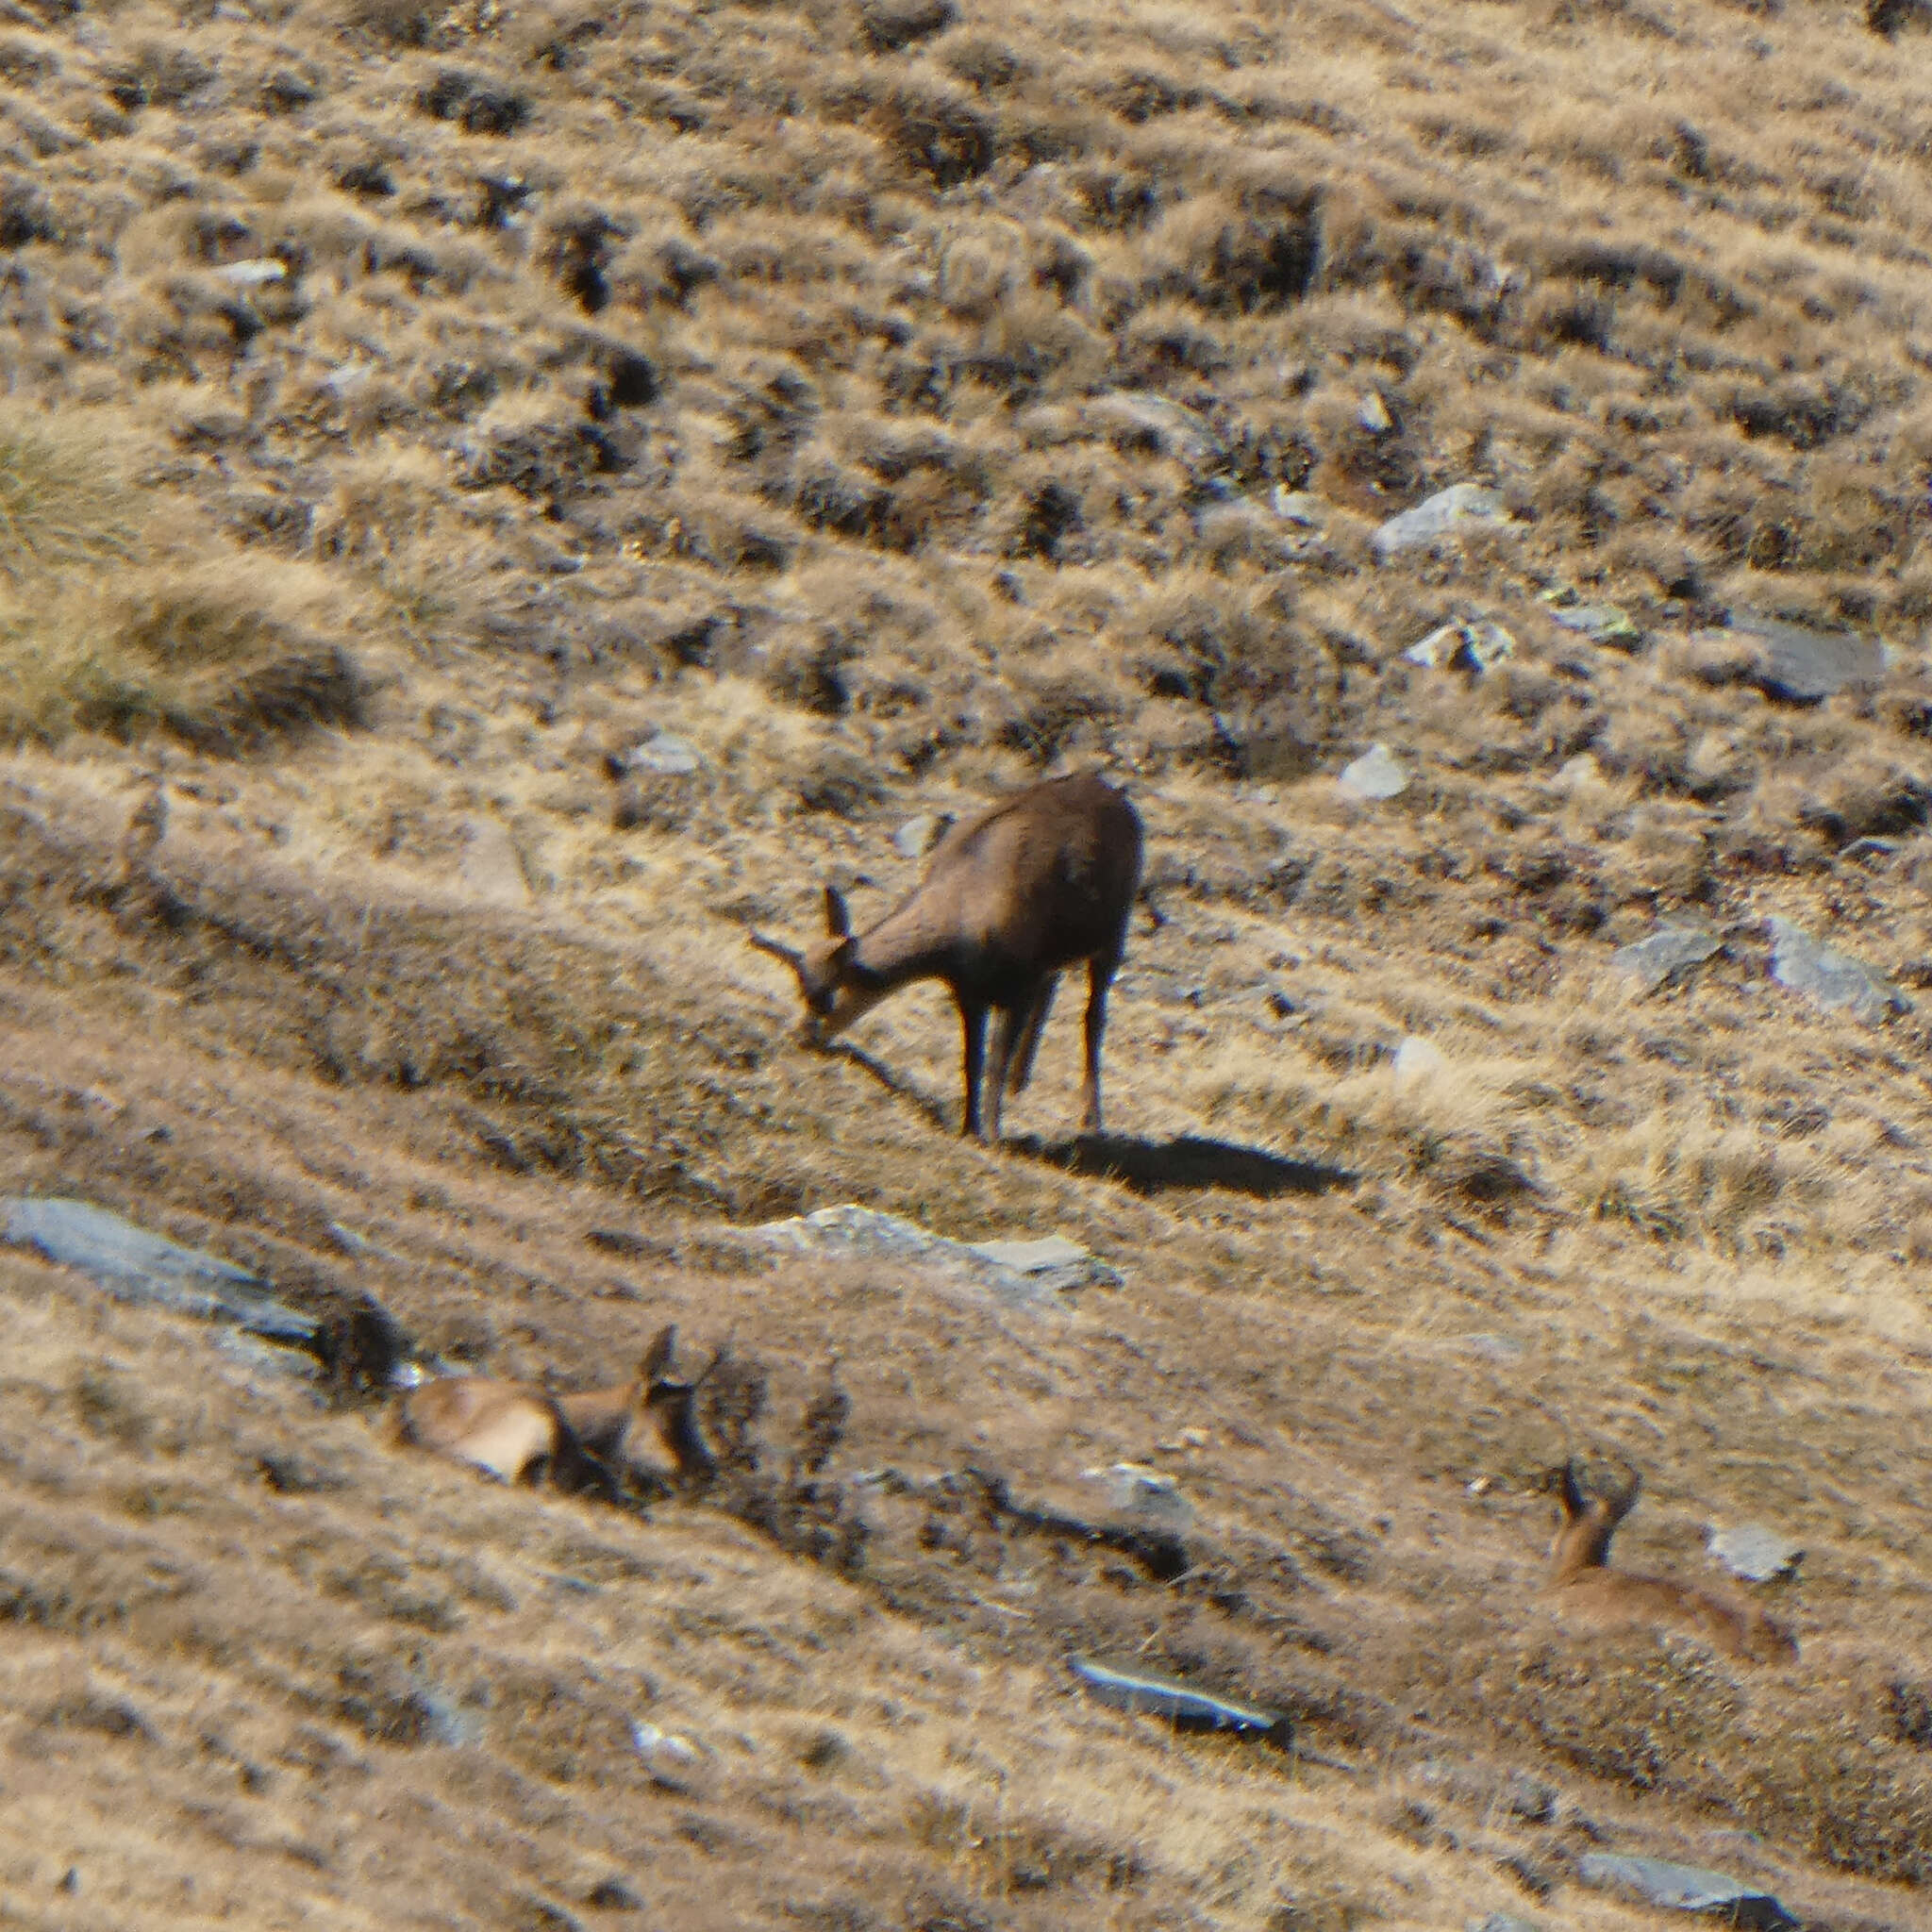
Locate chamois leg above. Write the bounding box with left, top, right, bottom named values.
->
left=1005, top=976, right=1057, bottom=1097
left=984, top=979, right=1049, bottom=1143
left=1079, top=954, right=1119, bottom=1134
left=958, top=998, right=990, bottom=1140
left=985, top=1006, right=1022, bottom=1144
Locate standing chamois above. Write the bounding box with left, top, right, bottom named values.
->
left=750, top=772, right=1144, bottom=1141
left=398, top=1324, right=716, bottom=1493
left=1541, top=1459, right=1797, bottom=1663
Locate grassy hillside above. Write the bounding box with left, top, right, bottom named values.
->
left=5, top=0, right=1932, bottom=1920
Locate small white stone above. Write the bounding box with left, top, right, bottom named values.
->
left=1392, top=1036, right=1445, bottom=1083
left=1338, top=743, right=1409, bottom=801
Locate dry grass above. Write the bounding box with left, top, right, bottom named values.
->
left=3, top=0, right=1932, bottom=1917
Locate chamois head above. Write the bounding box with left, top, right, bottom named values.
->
left=616, top=1324, right=719, bottom=1487
left=1548, top=1457, right=1641, bottom=1580
left=749, top=886, right=890, bottom=1042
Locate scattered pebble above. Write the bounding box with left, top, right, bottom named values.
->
left=1404, top=617, right=1516, bottom=674
left=1610, top=922, right=1722, bottom=994
left=1541, top=590, right=1641, bottom=650
left=1458, top=1334, right=1524, bottom=1363
left=1392, top=1035, right=1446, bottom=1083
left=458, top=817, right=531, bottom=909
left=1357, top=389, right=1394, bottom=433
left=1338, top=743, right=1409, bottom=801
left=1080, top=1461, right=1193, bottom=1524
left=213, top=258, right=289, bottom=288
left=1707, top=1524, right=1804, bottom=1583
left=1373, top=483, right=1511, bottom=560
left=1270, top=487, right=1324, bottom=527
left=631, top=1720, right=706, bottom=1791
left=892, top=812, right=952, bottom=860
left=1766, top=917, right=1907, bottom=1024
left=624, top=730, right=702, bottom=776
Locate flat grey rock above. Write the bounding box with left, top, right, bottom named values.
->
left=1612, top=922, right=1722, bottom=993
left=1545, top=598, right=1641, bottom=649
left=1404, top=617, right=1516, bottom=674
left=624, top=730, right=702, bottom=776
left=961, top=1228, right=1105, bottom=1291
left=1, top=1197, right=316, bottom=1343
left=1338, top=743, right=1409, bottom=801
left=756, top=1204, right=1119, bottom=1310
left=1577, top=1854, right=1794, bottom=1930
left=1067, top=1656, right=1286, bottom=1739
left=1374, top=483, right=1511, bottom=560
left=1270, top=487, right=1324, bottom=527
left=1470, top=1916, right=1540, bottom=1932
left=1726, top=613, right=1888, bottom=702
left=1766, top=917, right=1907, bottom=1023
left=1707, top=1523, right=1804, bottom=1582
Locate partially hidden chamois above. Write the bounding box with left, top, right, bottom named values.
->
left=1541, top=1460, right=1797, bottom=1663
left=397, top=1324, right=716, bottom=1492
left=750, top=771, right=1144, bottom=1141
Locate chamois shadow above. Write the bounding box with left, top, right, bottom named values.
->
left=824, top=1041, right=953, bottom=1133
left=1008, top=1132, right=1355, bottom=1201
left=822, top=1043, right=1354, bottom=1198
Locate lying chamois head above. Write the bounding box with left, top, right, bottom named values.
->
left=398, top=1324, right=717, bottom=1494
left=1541, top=1458, right=1797, bottom=1664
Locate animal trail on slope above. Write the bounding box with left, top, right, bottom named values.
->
left=1541, top=1459, right=1797, bottom=1664
left=751, top=771, right=1144, bottom=1141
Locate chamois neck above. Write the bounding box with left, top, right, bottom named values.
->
left=1551, top=1509, right=1620, bottom=1580
left=851, top=896, right=960, bottom=989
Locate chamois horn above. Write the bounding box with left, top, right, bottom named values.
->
left=747, top=930, right=804, bottom=969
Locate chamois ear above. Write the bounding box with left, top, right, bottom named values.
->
left=824, top=884, right=851, bottom=939
left=1555, top=1458, right=1590, bottom=1523
left=1606, top=1468, right=1642, bottom=1525
left=639, top=1324, right=678, bottom=1386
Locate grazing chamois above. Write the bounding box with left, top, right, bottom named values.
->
left=1541, top=1460, right=1797, bottom=1664
left=750, top=771, right=1144, bottom=1141
left=398, top=1324, right=716, bottom=1492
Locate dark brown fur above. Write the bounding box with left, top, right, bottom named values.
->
left=751, top=772, right=1144, bottom=1140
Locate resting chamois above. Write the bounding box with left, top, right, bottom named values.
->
left=751, top=772, right=1144, bottom=1141
left=398, top=1324, right=715, bottom=1492
left=1541, top=1460, right=1796, bottom=1663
